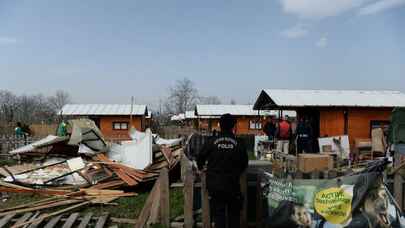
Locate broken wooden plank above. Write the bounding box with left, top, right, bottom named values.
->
left=148, top=187, right=161, bottom=226
left=27, top=215, right=45, bottom=228
left=134, top=171, right=162, bottom=228
left=23, top=211, right=40, bottom=228
left=89, top=180, right=125, bottom=190
left=95, top=213, right=109, bottom=228
left=110, top=217, right=137, bottom=224
left=61, top=213, right=80, bottom=228
left=12, top=201, right=91, bottom=228
left=0, top=213, right=16, bottom=228
left=43, top=215, right=63, bottom=228
left=77, top=212, right=93, bottom=228
left=160, top=168, right=170, bottom=227
left=13, top=213, right=33, bottom=227
left=201, top=172, right=210, bottom=228
left=0, top=197, right=61, bottom=213
left=184, top=167, right=194, bottom=228
left=0, top=187, right=71, bottom=196
left=0, top=199, right=82, bottom=217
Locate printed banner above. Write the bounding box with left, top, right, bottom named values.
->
left=263, top=172, right=405, bottom=228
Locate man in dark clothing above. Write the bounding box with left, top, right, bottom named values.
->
left=263, top=118, right=276, bottom=140
left=296, top=118, right=312, bottom=153
left=197, top=114, right=249, bottom=228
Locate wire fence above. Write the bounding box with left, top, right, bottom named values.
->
left=0, top=135, right=39, bottom=156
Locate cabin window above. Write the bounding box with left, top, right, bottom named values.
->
left=113, top=122, right=129, bottom=130
left=249, top=120, right=262, bottom=130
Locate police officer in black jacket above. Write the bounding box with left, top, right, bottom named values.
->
left=197, top=113, right=249, bottom=228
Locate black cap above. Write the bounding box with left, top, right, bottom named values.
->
left=220, top=113, right=236, bottom=131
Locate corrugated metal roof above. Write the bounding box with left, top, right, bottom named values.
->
left=254, top=89, right=405, bottom=109
left=185, top=111, right=197, bottom=119
left=196, top=105, right=262, bottom=116
left=61, top=104, right=148, bottom=116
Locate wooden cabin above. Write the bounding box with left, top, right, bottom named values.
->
left=195, top=105, right=286, bottom=135
left=61, top=104, right=149, bottom=140
left=254, top=89, right=405, bottom=150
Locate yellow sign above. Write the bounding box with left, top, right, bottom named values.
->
left=314, top=187, right=352, bottom=224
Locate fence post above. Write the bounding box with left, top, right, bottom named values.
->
left=394, top=152, right=404, bottom=210
left=160, top=168, right=170, bottom=227
left=184, top=167, right=194, bottom=228
left=201, top=172, right=211, bottom=228
left=240, top=171, right=248, bottom=228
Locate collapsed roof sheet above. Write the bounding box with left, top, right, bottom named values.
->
left=68, top=119, right=108, bottom=152
left=9, top=135, right=69, bottom=155
left=108, top=129, right=153, bottom=170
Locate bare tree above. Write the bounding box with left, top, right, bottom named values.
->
left=0, top=90, right=18, bottom=122
left=48, top=90, right=71, bottom=112
left=230, top=99, right=237, bottom=105
left=165, top=78, right=199, bottom=114
left=199, top=96, right=222, bottom=105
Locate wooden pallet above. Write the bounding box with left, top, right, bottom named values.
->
left=0, top=212, right=113, bottom=228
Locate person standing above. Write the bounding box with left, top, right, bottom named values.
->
left=263, top=117, right=276, bottom=141
left=296, top=118, right=312, bottom=154
left=15, top=122, right=24, bottom=138
left=276, top=117, right=291, bottom=154
left=197, top=114, right=248, bottom=228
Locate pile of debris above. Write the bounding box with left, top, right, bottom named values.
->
left=0, top=119, right=183, bottom=227
left=1, top=119, right=183, bottom=190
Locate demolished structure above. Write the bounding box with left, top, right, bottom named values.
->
left=0, top=119, right=183, bottom=227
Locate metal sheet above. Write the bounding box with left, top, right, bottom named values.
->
left=60, top=104, right=148, bottom=116
left=256, top=89, right=405, bottom=109
left=9, top=135, right=69, bottom=154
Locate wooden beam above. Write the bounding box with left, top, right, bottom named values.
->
left=43, top=215, right=63, bottom=228
left=23, top=212, right=40, bottom=228
left=77, top=213, right=93, bottom=228
left=110, top=218, right=137, bottom=225
left=148, top=185, right=161, bottom=226
left=201, top=172, right=210, bottom=228
left=183, top=169, right=194, bottom=228
left=95, top=213, right=109, bottom=228
left=13, top=213, right=33, bottom=227
left=160, top=168, right=170, bottom=227
left=134, top=170, right=162, bottom=228
left=61, top=213, right=80, bottom=228
left=12, top=201, right=91, bottom=228
left=0, top=200, right=82, bottom=217
left=0, top=213, right=16, bottom=228
left=394, top=152, right=404, bottom=210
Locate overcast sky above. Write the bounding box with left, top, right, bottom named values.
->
left=1, top=0, right=405, bottom=109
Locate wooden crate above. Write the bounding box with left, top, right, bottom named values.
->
left=298, top=154, right=333, bottom=173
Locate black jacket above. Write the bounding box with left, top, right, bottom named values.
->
left=264, top=122, right=276, bottom=137
left=197, top=131, right=248, bottom=194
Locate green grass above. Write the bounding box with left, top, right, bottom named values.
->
left=0, top=158, right=18, bottom=167
left=248, top=150, right=256, bottom=160
left=0, top=192, right=47, bottom=208
left=0, top=188, right=184, bottom=228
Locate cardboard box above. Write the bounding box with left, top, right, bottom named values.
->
left=298, top=154, right=333, bottom=173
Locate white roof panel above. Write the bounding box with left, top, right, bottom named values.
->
left=196, top=105, right=262, bottom=116
left=185, top=111, right=197, bottom=119
left=61, top=104, right=148, bottom=116
left=258, top=89, right=405, bottom=108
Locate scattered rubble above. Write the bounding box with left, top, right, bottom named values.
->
left=0, top=119, right=184, bottom=227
